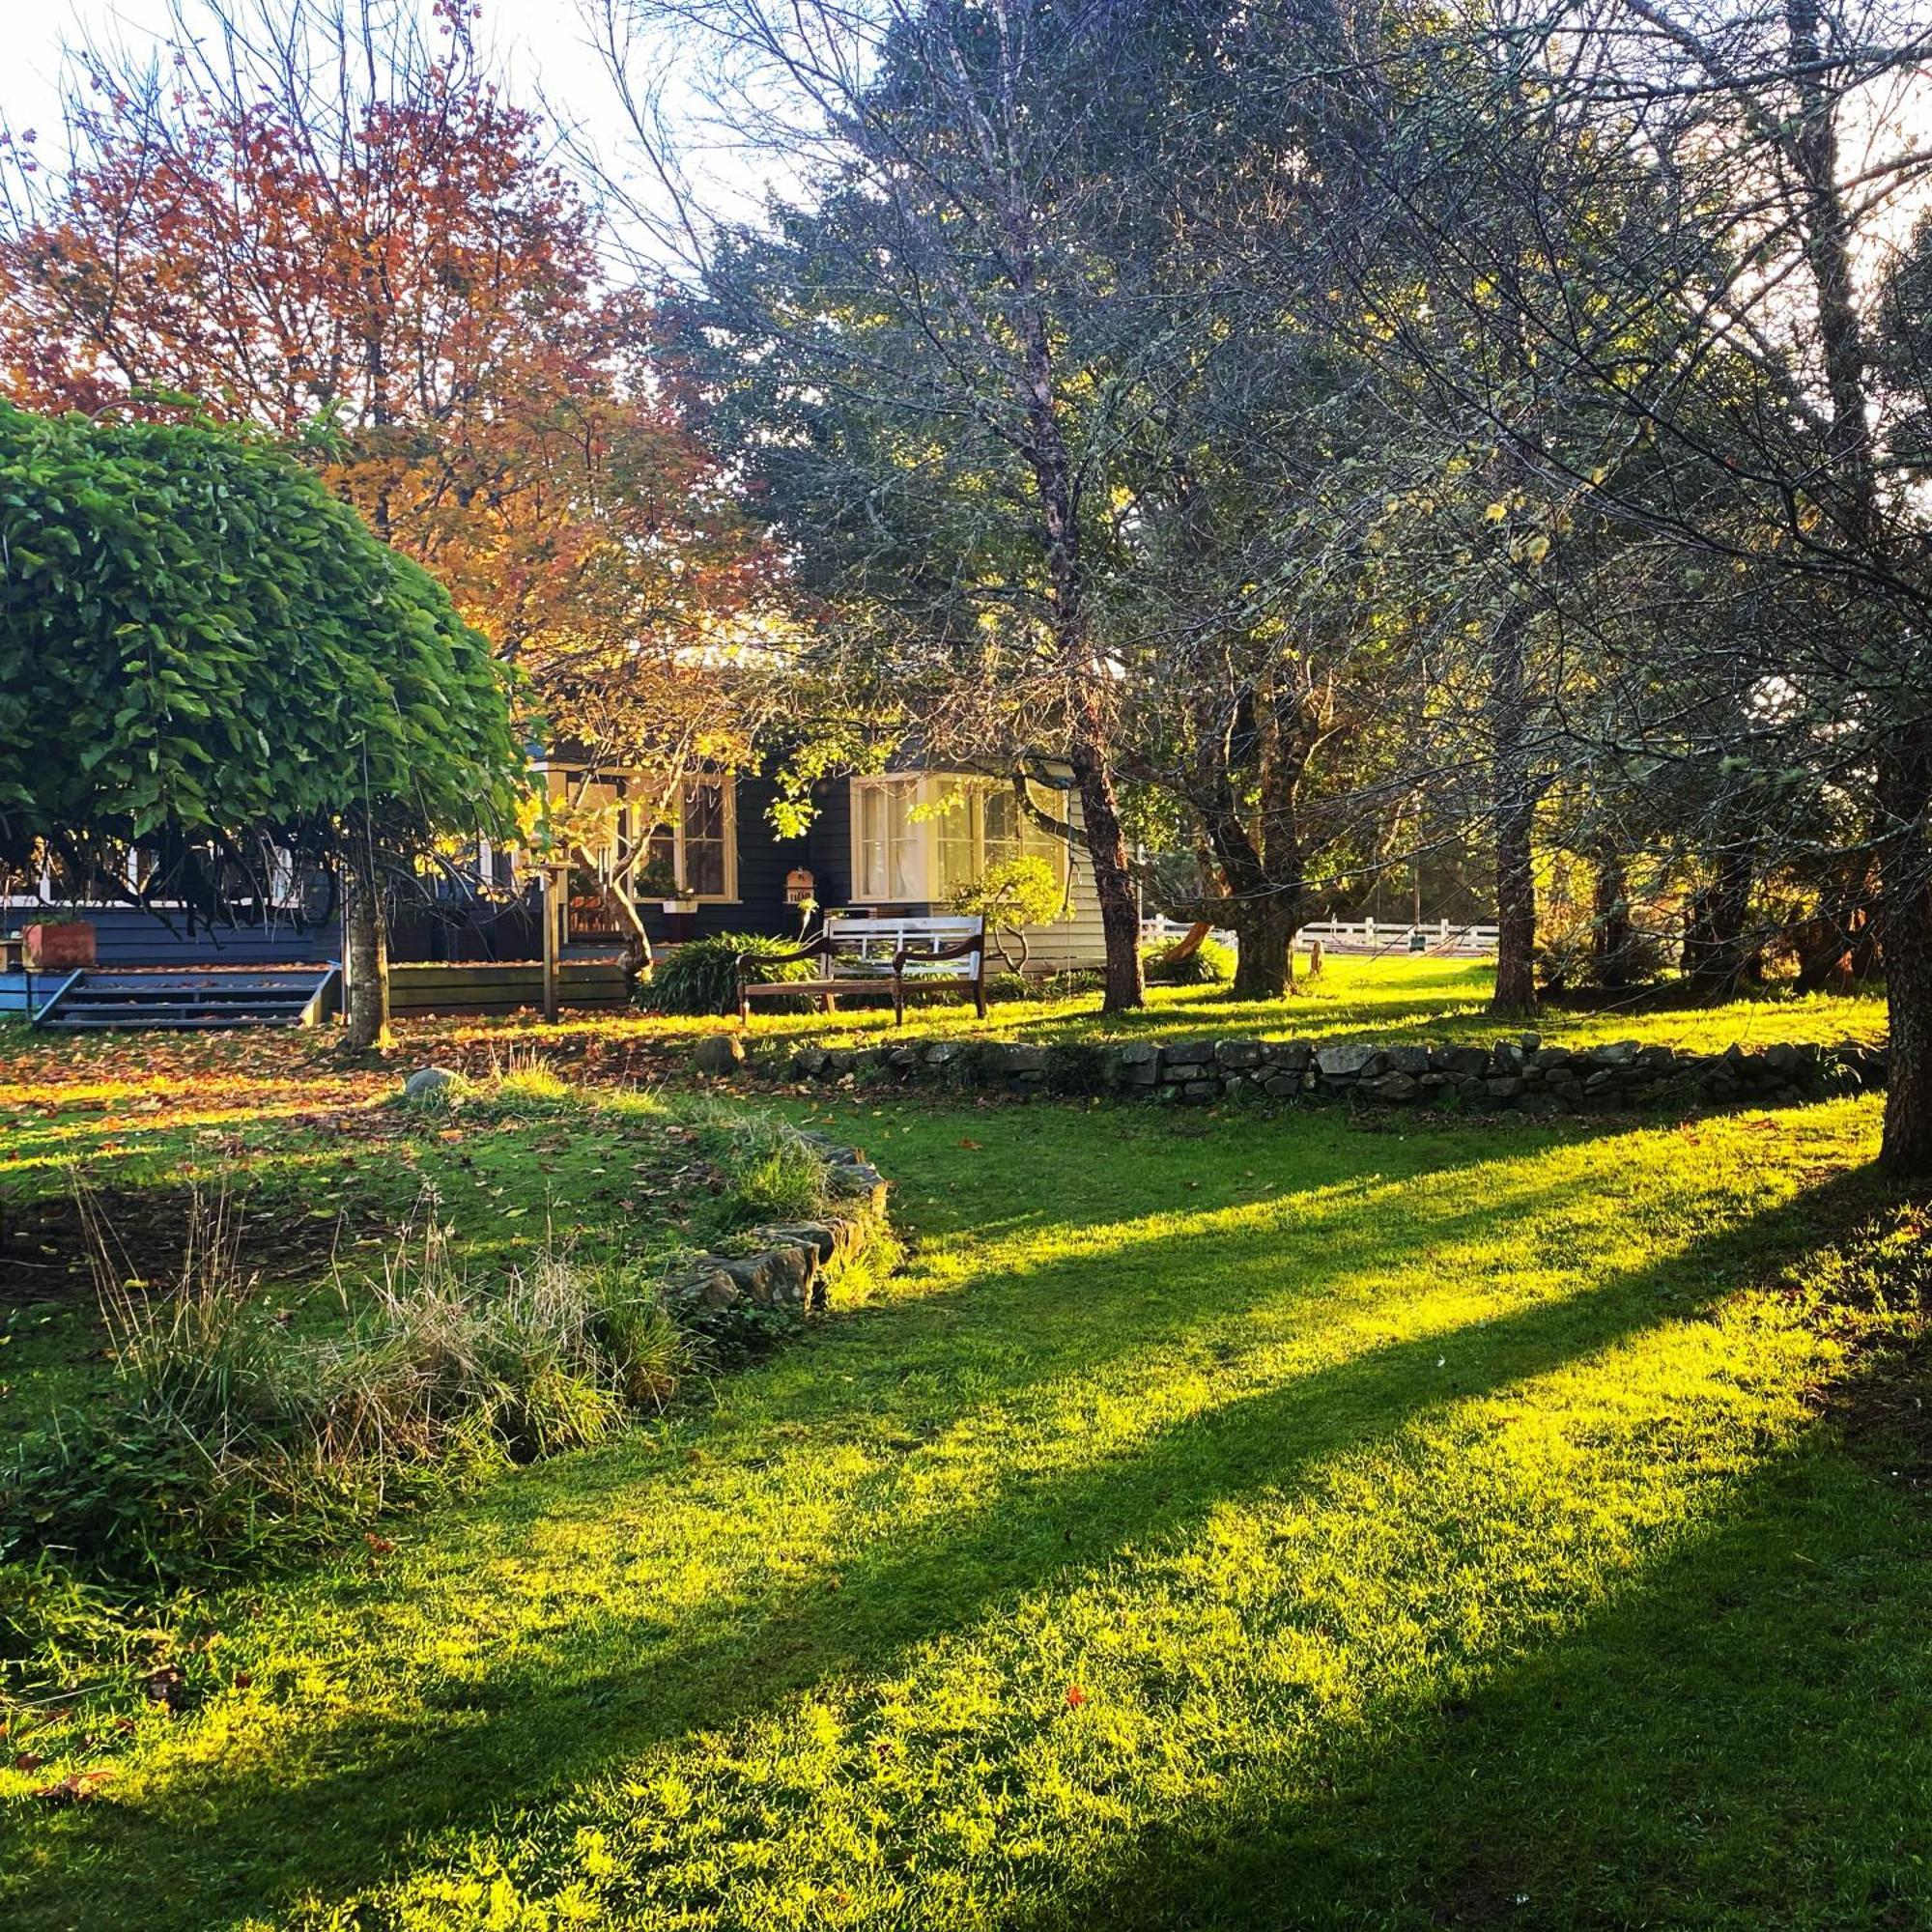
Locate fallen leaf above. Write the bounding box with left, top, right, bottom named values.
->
left=34, top=1770, right=113, bottom=1805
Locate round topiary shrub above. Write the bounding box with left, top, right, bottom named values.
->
left=1145, top=935, right=1236, bottom=985
left=643, top=933, right=815, bottom=1016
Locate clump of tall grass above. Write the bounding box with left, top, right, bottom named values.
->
left=681, top=1099, right=832, bottom=1222
left=475, top=1046, right=573, bottom=1116
left=0, top=1184, right=687, bottom=1594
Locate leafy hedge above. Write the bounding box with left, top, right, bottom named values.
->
left=1146, top=935, right=1236, bottom=985
left=643, top=932, right=816, bottom=1016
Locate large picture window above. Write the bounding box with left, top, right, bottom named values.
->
left=856, top=778, right=923, bottom=899
left=854, top=775, right=1066, bottom=904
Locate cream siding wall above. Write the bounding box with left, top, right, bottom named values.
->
left=1009, top=796, right=1109, bottom=970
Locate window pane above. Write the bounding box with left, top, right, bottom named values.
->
left=685, top=781, right=724, bottom=843
left=859, top=785, right=884, bottom=897
left=1017, top=786, right=1065, bottom=878
left=860, top=781, right=919, bottom=898
left=935, top=788, right=978, bottom=897
left=982, top=789, right=1019, bottom=866
left=682, top=782, right=727, bottom=896
left=891, top=781, right=922, bottom=896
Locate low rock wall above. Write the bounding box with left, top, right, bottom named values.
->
left=664, top=1133, right=892, bottom=1318
left=779, top=1033, right=1888, bottom=1114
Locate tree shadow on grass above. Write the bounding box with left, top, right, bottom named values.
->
left=1001, top=1360, right=1932, bottom=1930
left=6, top=1159, right=1896, bottom=1931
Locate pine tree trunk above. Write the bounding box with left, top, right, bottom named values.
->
left=1489, top=607, right=1538, bottom=1016
left=1592, top=850, right=1634, bottom=989
left=1682, top=847, right=1752, bottom=1002
left=341, top=842, right=390, bottom=1050
left=1071, top=728, right=1144, bottom=1014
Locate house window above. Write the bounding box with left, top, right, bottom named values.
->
left=856, top=778, right=923, bottom=899
left=855, top=775, right=1066, bottom=904
left=639, top=777, right=739, bottom=901
left=682, top=781, right=729, bottom=897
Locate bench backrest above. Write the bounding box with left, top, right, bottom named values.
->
left=825, top=913, right=983, bottom=979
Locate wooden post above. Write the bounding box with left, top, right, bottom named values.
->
left=541, top=863, right=565, bottom=1024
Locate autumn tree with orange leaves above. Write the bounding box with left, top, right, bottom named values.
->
left=0, top=0, right=781, bottom=954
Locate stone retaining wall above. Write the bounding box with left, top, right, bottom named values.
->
left=778, top=1033, right=1888, bottom=1114
left=664, top=1133, right=892, bottom=1318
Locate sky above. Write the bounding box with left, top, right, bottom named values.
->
left=1, top=1, right=649, bottom=179
left=0, top=0, right=792, bottom=273
left=3, top=0, right=628, bottom=143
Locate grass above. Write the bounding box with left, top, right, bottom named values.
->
left=4, top=1035, right=1929, bottom=1927
left=0, top=1052, right=843, bottom=1518
left=411, top=955, right=1893, bottom=1066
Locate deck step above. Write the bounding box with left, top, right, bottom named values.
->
left=37, top=966, right=339, bottom=1031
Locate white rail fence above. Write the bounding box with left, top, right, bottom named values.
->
left=1141, top=915, right=1499, bottom=959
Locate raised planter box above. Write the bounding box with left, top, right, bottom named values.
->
left=22, top=922, right=96, bottom=971
left=387, top=960, right=632, bottom=1017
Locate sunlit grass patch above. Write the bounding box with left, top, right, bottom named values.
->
left=3, top=1091, right=1922, bottom=1931
left=398, top=952, right=1889, bottom=1067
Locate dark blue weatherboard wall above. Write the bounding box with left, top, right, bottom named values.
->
left=1, top=906, right=335, bottom=969
left=806, top=779, right=856, bottom=909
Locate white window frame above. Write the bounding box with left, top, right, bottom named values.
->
left=541, top=766, right=741, bottom=904
left=848, top=774, right=1066, bottom=906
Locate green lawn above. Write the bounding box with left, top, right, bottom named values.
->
left=6, top=1075, right=1928, bottom=1929
left=0, top=1059, right=830, bottom=1446
left=440, top=955, right=1890, bottom=1065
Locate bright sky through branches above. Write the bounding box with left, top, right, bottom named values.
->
left=0, top=0, right=727, bottom=270
left=4, top=0, right=622, bottom=148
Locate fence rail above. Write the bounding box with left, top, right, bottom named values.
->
left=1140, top=915, right=1498, bottom=959
left=1300, top=918, right=1500, bottom=958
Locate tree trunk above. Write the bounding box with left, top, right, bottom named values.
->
left=1231, top=895, right=1296, bottom=1000
left=1682, top=846, right=1753, bottom=1002
left=1489, top=606, right=1538, bottom=1016
left=1591, top=850, right=1634, bottom=989
left=1070, top=721, right=1144, bottom=1013
left=1793, top=865, right=1873, bottom=994
left=1879, top=724, right=1932, bottom=1174
left=341, top=841, right=390, bottom=1050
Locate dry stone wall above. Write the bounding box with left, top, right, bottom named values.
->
left=663, top=1132, right=892, bottom=1319
left=779, top=1033, right=1887, bottom=1114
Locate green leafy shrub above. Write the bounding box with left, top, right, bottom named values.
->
left=1146, top=935, right=1236, bottom=985
left=950, top=853, right=1066, bottom=970
left=644, top=933, right=814, bottom=1016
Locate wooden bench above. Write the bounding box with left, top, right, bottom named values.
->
left=736, top=914, right=987, bottom=1025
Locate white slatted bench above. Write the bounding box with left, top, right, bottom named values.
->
left=736, top=913, right=987, bottom=1025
